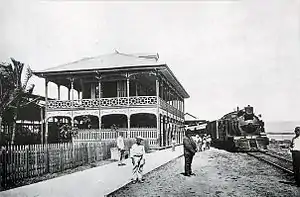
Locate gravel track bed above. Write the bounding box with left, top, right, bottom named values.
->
left=268, top=143, right=293, bottom=161
left=110, top=148, right=300, bottom=197
left=249, top=152, right=293, bottom=173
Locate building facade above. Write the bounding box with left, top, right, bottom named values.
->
left=33, top=51, right=189, bottom=148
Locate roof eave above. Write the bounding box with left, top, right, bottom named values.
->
left=33, top=64, right=166, bottom=77
left=158, top=66, right=190, bottom=99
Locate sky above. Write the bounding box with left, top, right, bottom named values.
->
left=0, top=0, right=300, bottom=122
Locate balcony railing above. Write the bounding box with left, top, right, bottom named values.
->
left=47, top=96, right=157, bottom=110
left=159, top=98, right=184, bottom=119
left=46, top=96, right=184, bottom=119
left=72, top=128, right=158, bottom=146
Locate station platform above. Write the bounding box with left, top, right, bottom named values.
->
left=0, top=146, right=183, bottom=197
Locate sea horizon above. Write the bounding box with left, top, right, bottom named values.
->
left=265, top=120, right=299, bottom=141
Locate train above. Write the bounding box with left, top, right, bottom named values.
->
left=205, top=105, right=269, bottom=152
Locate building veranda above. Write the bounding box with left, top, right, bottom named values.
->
left=34, top=51, right=189, bottom=148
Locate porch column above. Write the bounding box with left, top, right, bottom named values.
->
left=77, top=90, right=80, bottom=100
left=160, top=114, right=163, bottom=147
left=167, top=87, right=170, bottom=106
left=127, top=116, right=130, bottom=138
left=127, top=76, right=130, bottom=138
left=98, top=80, right=102, bottom=131
left=182, top=98, right=184, bottom=113
left=70, top=78, right=74, bottom=128
left=40, top=107, right=44, bottom=144
left=162, top=115, right=165, bottom=146
left=57, top=85, right=61, bottom=100
left=156, top=77, right=160, bottom=146
left=68, top=88, right=71, bottom=100
left=45, top=79, right=49, bottom=144
left=163, top=83, right=166, bottom=101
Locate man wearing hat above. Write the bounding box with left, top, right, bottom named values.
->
left=130, top=136, right=146, bottom=183
left=116, top=131, right=126, bottom=166
left=183, top=129, right=197, bottom=176
left=290, top=126, right=300, bottom=186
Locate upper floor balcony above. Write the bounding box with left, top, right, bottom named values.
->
left=46, top=96, right=184, bottom=119
left=34, top=52, right=189, bottom=119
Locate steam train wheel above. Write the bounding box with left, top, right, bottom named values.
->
left=225, top=137, right=236, bottom=152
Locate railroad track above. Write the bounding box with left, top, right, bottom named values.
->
left=247, top=150, right=294, bottom=174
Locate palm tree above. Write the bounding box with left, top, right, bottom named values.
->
left=0, top=58, right=36, bottom=144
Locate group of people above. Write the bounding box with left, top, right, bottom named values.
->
left=115, top=126, right=300, bottom=186
left=192, top=134, right=212, bottom=152
left=115, top=129, right=212, bottom=182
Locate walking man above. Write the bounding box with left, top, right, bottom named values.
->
left=130, top=136, right=146, bottom=183
left=290, top=126, right=300, bottom=186
left=117, top=131, right=126, bottom=166
left=183, top=130, right=197, bottom=176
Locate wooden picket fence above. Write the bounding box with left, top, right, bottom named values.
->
left=0, top=142, right=104, bottom=190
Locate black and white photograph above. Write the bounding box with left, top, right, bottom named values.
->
left=0, top=0, right=300, bottom=196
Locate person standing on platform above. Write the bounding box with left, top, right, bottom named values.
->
left=117, top=131, right=126, bottom=166
left=290, top=127, right=300, bottom=186
left=171, top=136, right=176, bottom=151
left=183, top=130, right=197, bottom=176
left=198, top=135, right=203, bottom=152
left=202, top=134, right=207, bottom=151
left=206, top=134, right=212, bottom=150
left=130, top=136, right=146, bottom=183
left=195, top=135, right=201, bottom=152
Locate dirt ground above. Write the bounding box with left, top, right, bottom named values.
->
left=110, top=148, right=300, bottom=197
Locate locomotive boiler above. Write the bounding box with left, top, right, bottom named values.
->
left=206, top=105, right=269, bottom=152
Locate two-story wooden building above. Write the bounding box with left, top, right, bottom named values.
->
left=33, top=51, right=189, bottom=148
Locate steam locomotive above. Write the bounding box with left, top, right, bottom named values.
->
left=206, top=105, right=269, bottom=152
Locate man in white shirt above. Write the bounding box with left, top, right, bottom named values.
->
left=193, top=135, right=201, bottom=152
left=290, top=126, right=300, bottom=186
left=130, top=136, right=145, bottom=183
left=206, top=135, right=212, bottom=150
left=202, top=134, right=207, bottom=151
left=117, top=132, right=126, bottom=166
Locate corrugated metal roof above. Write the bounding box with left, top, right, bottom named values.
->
left=36, top=51, right=162, bottom=73
left=33, top=51, right=190, bottom=98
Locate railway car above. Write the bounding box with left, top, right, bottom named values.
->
left=184, top=122, right=208, bottom=137
left=184, top=116, right=209, bottom=137
left=206, top=105, right=269, bottom=152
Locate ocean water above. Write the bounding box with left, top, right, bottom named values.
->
left=265, top=121, right=300, bottom=141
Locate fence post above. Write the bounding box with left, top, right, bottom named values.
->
left=86, top=143, right=91, bottom=163
left=95, top=143, right=100, bottom=161
left=45, top=145, right=49, bottom=173
left=72, top=142, right=75, bottom=168
left=84, top=143, right=88, bottom=163
left=25, top=146, right=29, bottom=178
left=59, top=145, right=64, bottom=171
left=34, top=145, right=38, bottom=176
left=0, top=147, right=7, bottom=190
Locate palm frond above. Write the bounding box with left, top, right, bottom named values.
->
left=22, top=66, right=33, bottom=90
left=10, top=58, right=24, bottom=88
left=26, top=84, right=35, bottom=94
